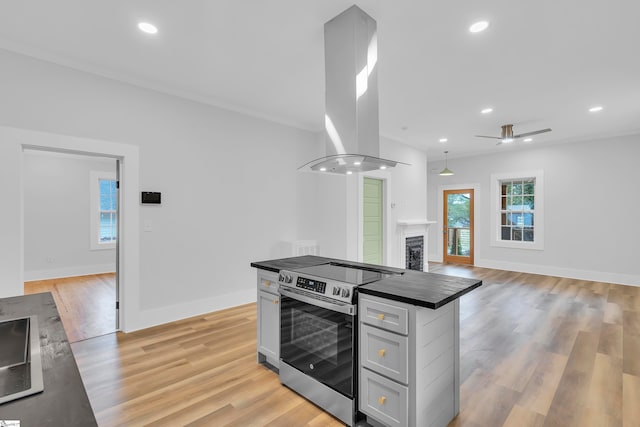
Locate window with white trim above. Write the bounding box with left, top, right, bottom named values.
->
left=90, top=171, right=117, bottom=250
left=491, top=170, right=544, bottom=250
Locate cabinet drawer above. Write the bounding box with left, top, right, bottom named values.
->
left=360, top=324, right=408, bottom=384
left=360, top=368, right=408, bottom=427
left=258, top=270, right=279, bottom=294
left=360, top=296, right=408, bottom=335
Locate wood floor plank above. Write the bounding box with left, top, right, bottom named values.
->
left=52, top=265, right=639, bottom=427
left=623, top=373, right=640, bottom=427
left=502, top=404, right=545, bottom=427
left=598, top=322, right=623, bottom=359
left=542, top=330, right=600, bottom=427
left=517, top=351, right=568, bottom=416
left=623, top=310, right=640, bottom=377
left=584, top=353, right=623, bottom=422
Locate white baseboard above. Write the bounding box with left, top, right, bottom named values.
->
left=428, top=255, right=640, bottom=287
left=474, top=259, right=640, bottom=287
left=127, top=288, right=256, bottom=333
left=24, top=263, right=116, bottom=281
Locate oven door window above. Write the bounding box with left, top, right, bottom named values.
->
left=280, top=294, right=355, bottom=398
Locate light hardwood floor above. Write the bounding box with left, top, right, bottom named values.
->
left=66, top=265, right=640, bottom=426
left=25, top=273, right=116, bottom=343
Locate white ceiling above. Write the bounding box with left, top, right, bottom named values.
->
left=1, top=0, right=639, bottom=161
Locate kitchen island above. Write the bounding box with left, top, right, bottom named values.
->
left=0, top=293, right=97, bottom=426
left=251, top=255, right=481, bottom=427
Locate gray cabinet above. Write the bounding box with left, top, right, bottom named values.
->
left=359, top=293, right=460, bottom=427
left=257, top=270, right=280, bottom=369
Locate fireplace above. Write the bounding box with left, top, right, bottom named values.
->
left=397, top=220, right=435, bottom=272
left=405, top=236, right=424, bottom=271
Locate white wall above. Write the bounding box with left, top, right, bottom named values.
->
left=427, top=135, right=640, bottom=286
left=0, top=48, right=316, bottom=329
left=0, top=48, right=429, bottom=330
left=23, top=151, right=116, bottom=280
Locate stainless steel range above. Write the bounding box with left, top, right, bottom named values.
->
left=278, top=262, right=398, bottom=426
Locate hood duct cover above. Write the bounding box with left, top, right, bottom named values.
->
left=299, top=5, right=407, bottom=174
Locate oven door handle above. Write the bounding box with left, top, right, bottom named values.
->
left=279, top=287, right=356, bottom=316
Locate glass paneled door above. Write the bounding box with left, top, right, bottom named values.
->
left=443, top=189, right=474, bottom=265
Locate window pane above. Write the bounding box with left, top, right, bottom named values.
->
left=502, top=183, right=511, bottom=196
left=524, top=195, right=535, bottom=209
left=523, top=227, right=534, bottom=241
left=512, top=228, right=523, bottom=241
left=501, top=213, right=508, bottom=226
left=511, top=196, right=522, bottom=207
left=523, top=182, right=535, bottom=195
left=447, top=193, right=471, bottom=228
left=100, top=212, right=117, bottom=242
left=511, top=182, right=523, bottom=195
left=501, top=196, right=507, bottom=210
left=501, top=226, right=511, bottom=240
left=99, top=179, right=117, bottom=211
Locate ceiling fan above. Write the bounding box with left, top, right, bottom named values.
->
left=476, top=124, right=552, bottom=145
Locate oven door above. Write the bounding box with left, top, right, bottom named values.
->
left=279, top=287, right=356, bottom=399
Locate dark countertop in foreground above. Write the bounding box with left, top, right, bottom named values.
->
left=0, top=293, right=97, bottom=426
left=251, top=256, right=481, bottom=309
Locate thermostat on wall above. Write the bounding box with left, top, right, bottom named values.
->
left=141, top=192, right=161, bottom=204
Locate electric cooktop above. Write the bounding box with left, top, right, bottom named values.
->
left=293, top=262, right=398, bottom=286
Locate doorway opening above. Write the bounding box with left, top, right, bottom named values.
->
left=362, top=177, right=383, bottom=265
left=22, top=149, right=120, bottom=342
left=443, top=189, right=474, bottom=265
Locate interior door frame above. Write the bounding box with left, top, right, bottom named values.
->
left=437, top=183, right=480, bottom=265
left=7, top=125, right=141, bottom=333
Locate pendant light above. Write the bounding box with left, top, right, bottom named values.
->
left=439, top=151, right=454, bottom=176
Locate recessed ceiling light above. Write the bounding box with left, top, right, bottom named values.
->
left=319, top=167, right=327, bottom=172
left=589, top=106, right=603, bottom=112
left=138, top=22, right=158, bottom=34
left=481, top=107, right=493, bottom=114
left=469, top=21, right=490, bottom=33
left=439, top=138, right=448, bottom=143
left=523, top=138, right=533, bottom=142
left=353, top=161, right=361, bottom=166
left=379, top=166, right=387, bottom=170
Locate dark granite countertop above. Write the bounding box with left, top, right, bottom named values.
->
left=251, top=256, right=481, bottom=309
left=0, top=293, right=98, bottom=426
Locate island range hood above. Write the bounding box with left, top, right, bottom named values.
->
left=299, top=5, right=407, bottom=174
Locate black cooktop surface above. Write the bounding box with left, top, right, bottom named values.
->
left=293, top=262, right=397, bottom=286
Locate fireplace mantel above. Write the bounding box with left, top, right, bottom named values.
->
left=397, top=219, right=436, bottom=227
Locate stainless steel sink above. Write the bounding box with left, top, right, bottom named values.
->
left=0, top=315, right=44, bottom=404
